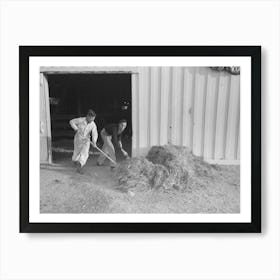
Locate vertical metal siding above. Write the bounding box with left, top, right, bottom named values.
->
left=225, top=74, right=240, bottom=160
left=150, top=67, right=160, bottom=146
left=40, top=66, right=240, bottom=164
left=214, top=72, right=231, bottom=161
left=137, top=68, right=150, bottom=155
left=192, top=67, right=208, bottom=156
left=133, top=66, right=240, bottom=164
left=203, top=70, right=219, bottom=159
left=159, top=67, right=170, bottom=146
left=182, top=68, right=195, bottom=148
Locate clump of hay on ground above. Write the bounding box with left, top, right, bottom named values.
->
left=115, top=157, right=169, bottom=192
left=114, top=145, right=219, bottom=192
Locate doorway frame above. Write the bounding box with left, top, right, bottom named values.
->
left=40, top=67, right=139, bottom=164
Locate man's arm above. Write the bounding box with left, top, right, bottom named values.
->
left=117, top=134, right=128, bottom=157
left=117, top=134, right=124, bottom=149
left=69, top=118, right=80, bottom=131
left=118, top=139, right=123, bottom=149
left=91, top=123, right=98, bottom=146
left=112, top=127, right=121, bottom=149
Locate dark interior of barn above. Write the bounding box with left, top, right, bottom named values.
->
left=47, top=73, right=132, bottom=162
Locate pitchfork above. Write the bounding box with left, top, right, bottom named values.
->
left=90, top=141, right=117, bottom=165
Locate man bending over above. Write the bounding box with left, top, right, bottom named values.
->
left=97, top=119, right=128, bottom=169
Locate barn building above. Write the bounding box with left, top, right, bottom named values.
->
left=40, top=66, right=240, bottom=165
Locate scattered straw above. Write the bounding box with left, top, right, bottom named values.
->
left=114, top=145, right=221, bottom=192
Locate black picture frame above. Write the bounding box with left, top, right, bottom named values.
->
left=20, top=46, right=261, bottom=233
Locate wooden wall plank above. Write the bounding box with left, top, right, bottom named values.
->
left=182, top=67, right=195, bottom=148
left=214, top=72, right=231, bottom=160
left=159, top=67, right=170, bottom=145
left=178, top=67, right=184, bottom=146
left=138, top=67, right=150, bottom=155
left=40, top=66, right=139, bottom=73
left=237, top=133, right=240, bottom=160
left=225, top=75, right=240, bottom=159
left=192, top=67, right=208, bottom=156
left=131, top=74, right=139, bottom=156
left=170, top=67, right=183, bottom=145
left=40, top=73, right=48, bottom=163
left=157, top=67, right=162, bottom=145
left=203, top=70, right=219, bottom=159
left=43, top=74, right=52, bottom=164
left=150, top=67, right=160, bottom=146
left=236, top=101, right=240, bottom=161
left=167, top=67, right=173, bottom=144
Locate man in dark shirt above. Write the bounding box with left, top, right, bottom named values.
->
left=97, top=119, right=128, bottom=168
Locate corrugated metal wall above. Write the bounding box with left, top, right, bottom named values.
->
left=132, top=67, right=240, bottom=164
left=40, top=66, right=240, bottom=164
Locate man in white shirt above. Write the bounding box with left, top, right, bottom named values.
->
left=69, top=109, right=98, bottom=173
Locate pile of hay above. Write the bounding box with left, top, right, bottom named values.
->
left=115, top=157, right=169, bottom=192
left=114, top=145, right=219, bottom=192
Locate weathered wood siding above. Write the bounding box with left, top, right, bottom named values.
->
left=40, top=73, right=52, bottom=163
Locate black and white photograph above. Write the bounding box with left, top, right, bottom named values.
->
left=19, top=46, right=261, bottom=233
left=3, top=1, right=279, bottom=279
left=40, top=66, right=241, bottom=214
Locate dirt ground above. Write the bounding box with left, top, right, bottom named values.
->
left=40, top=151, right=240, bottom=213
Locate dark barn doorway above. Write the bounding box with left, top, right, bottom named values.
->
left=47, top=73, right=132, bottom=163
